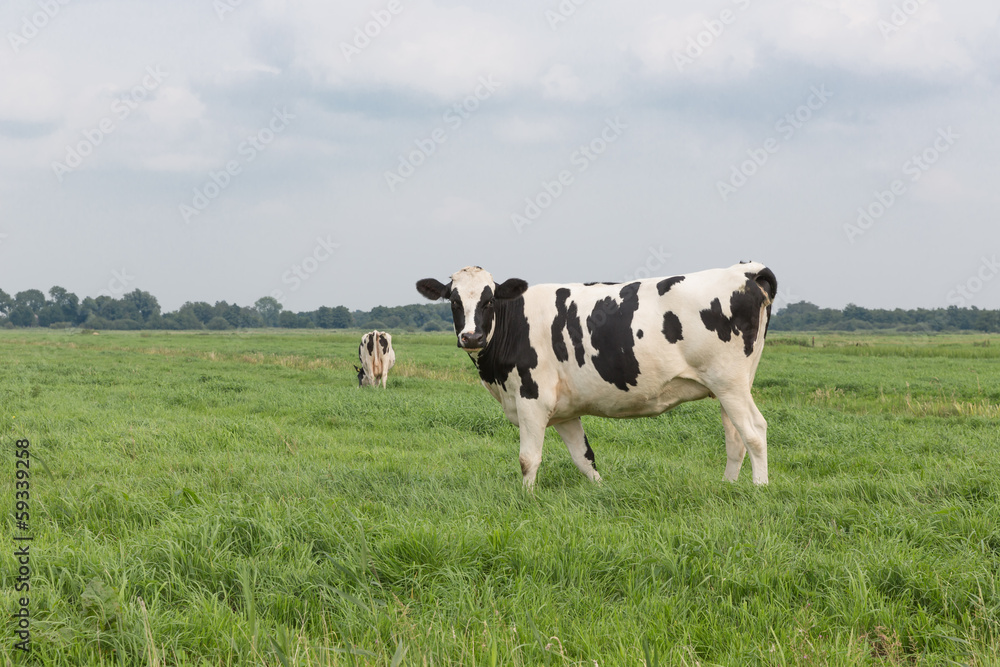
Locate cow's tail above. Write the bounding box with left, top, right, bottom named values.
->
left=753, top=266, right=777, bottom=347
left=371, top=331, right=384, bottom=380
left=746, top=267, right=777, bottom=383
left=754, top=267, right=778, bottom=307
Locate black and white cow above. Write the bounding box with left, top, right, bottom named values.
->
left=357, top=330, right=396, bottom=388
left=416, top=263, right=777, bottom=487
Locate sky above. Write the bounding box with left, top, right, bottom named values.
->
left=1, top=0, right=999, bottom=314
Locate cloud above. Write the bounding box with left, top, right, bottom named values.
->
left=284, top=1, right=541, bottom=100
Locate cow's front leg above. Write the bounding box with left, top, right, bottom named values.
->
left=516, top=404, right=549, bottom=489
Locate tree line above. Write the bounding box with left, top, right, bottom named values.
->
left=2, top=286, right=999, bottom=333
left=769, top=301, right=1000, bottom=333
left=0, top=287, right=452, bottom=332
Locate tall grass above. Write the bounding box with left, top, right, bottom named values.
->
left=1, top=330, right=998, bottom=665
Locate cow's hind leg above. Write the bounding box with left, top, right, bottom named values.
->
left=721, top=405, right=745, bottom=482
left=717, top=389, right=768, bottom=485
left=554, top=418, right=601, bottom=483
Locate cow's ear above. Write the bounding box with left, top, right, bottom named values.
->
left=416, top=278, right=449, bottom=300
left=495, top=278, right=528, bottom=300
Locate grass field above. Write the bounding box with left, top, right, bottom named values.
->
left=2, top=329, right=999, bottom=665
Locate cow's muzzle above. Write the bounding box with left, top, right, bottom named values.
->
left=459, top=331, right=485, bottom=350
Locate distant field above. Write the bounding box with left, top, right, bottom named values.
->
left=1, top=329, right=999, bottom=665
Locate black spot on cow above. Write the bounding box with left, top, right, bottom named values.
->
left=473, top=285, right=494, bottom=343
left=476, top=295, right=539, bottom=399
left=699, top=269, right=777, bottom=356
left=586, top=282, right=641, bottom=391
left=584, top=434, right=596, bottom=469
left=378, top=333, right=389, bottom=354
left=657, top=275, right=685, bottom=296
left=729, top=289, right=759, bottom=355
left=661, top=312, right=683, bottom=343
left=700, top=298, right=733, bottom=343
left=552, top=288, right=586, bottom=367
left=365, top=334, right=375, bottom=355
left=583, top=281, right=619, bottom=286
left=449, top=294, right=465, bottom=343
left=636, top=329, right=644, bottom=339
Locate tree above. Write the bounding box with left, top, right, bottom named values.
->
left=842, top=303, right=871, bottom=323
left=329, top=305, right=353, bottom=328
left=0, top=289, right=12, bottom=316
left=48, top=286, right=80, bottom=323
left=122, top=289, right=160, bottom=323
left=213, top=301, right=239, bottom=327
left=278, top=311, right=312, bottom=328
left=164, top=309, right=203, bottom=329
left=14, top=289, right=46, bottom=314
left=8, top=305, right=35, bottom=327
left=254, top=297, right=282, bottom=327
left=83, top=295, right=138, bottom=322
left=315, top=305, right=353, bottom=329
left=231, top=307, right=264, bottom=329
left=37, top=305, right=68, bottom=327
left=207, top=316, right=232, bottom=330
left=178, top=302, right=214, bottom=324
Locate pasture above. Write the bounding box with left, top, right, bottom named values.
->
left=1, top=329, right=999, bottom=665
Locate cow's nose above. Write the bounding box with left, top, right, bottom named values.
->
left=460, top=332, right=484, bottom=348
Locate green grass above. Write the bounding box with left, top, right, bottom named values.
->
left=2, top=329, right=999, bottom=665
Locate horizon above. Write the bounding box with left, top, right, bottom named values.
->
left=4, top=278, right=998, bottom=317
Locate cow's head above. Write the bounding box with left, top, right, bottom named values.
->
left=354, top=364, right=365, bottom=387
left=416, top=266, right=528, bottom=352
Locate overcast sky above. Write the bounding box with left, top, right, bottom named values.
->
left=2, top=0, right=998, bottom=313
